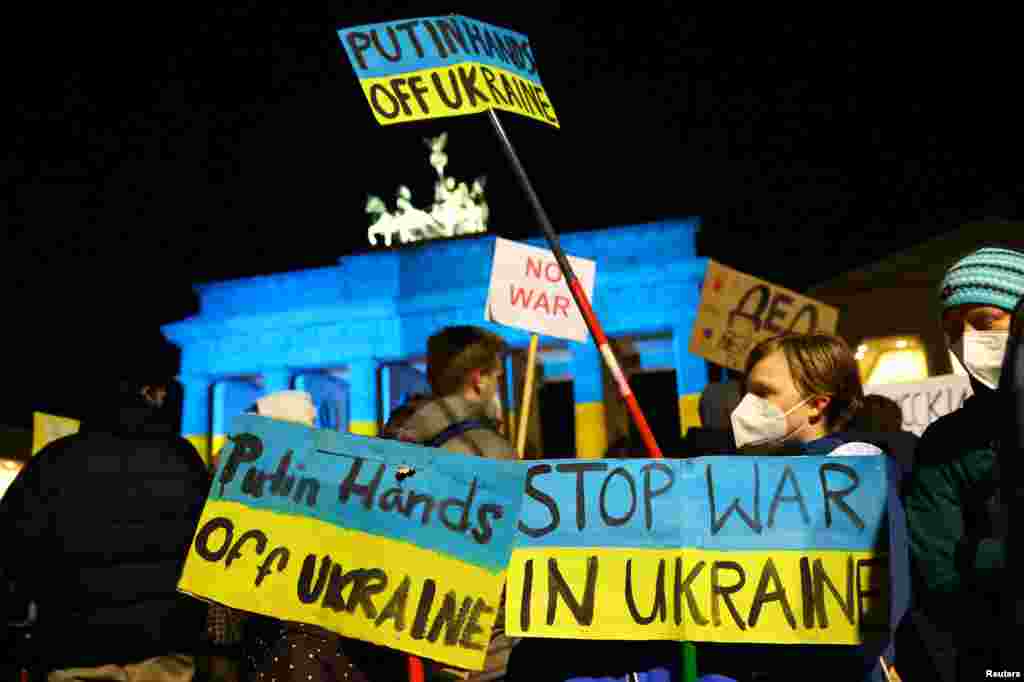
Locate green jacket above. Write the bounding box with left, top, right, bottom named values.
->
left=902, top=391, right=1007, bottom=667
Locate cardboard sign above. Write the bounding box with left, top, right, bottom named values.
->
left=865, top=374, right=972, bottom=436
left=178, top=414, right=528, bottom=671
left=337, top=16, right=558, bottom=128
left=485, top=238, right=597, bottom=342
left=507, top=456, right=907, bottom=647
left=689, top=260, right=840, bottom=371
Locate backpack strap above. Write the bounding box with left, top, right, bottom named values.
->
left=423, top=419, right=495, bottom=448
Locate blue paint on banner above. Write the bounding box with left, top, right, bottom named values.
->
left=213, top=414, right=526, bottom=573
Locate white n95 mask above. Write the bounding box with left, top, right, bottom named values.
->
left=731, top=393, right=813, bottom=450
left=950, top=330, right=1009, bottom=390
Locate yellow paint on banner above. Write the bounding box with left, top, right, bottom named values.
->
left=184, top=434, right=210, bottom=464
left=574, top=402, right=607, bottom=459
left=358, top=63, right=558, bottom=128
left=506, top=547, right=889, bottom=645
left=187, top=434, right=230, bottom=470
left=178, top=500, right=505, bottom=670
left=32, top=412, right=80, bottom=456
left=679, top=393, right=702, bottom=436
left=348, top=420, right=378, bottom=437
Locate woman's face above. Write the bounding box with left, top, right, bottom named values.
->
left=942, top=304, right=1012, bottom=343
left=745, top=350, right=828, bottom=443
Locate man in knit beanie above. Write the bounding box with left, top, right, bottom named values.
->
left=903, top=245, right=1024, bottom=680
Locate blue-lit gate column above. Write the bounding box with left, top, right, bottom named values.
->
left=674, top=314, right=707, bottom=435
left=571, top=343, right=607, bottom=459
left=180, top=373, right=212, bottom=467
left=348, top=359, right=377, bottom=437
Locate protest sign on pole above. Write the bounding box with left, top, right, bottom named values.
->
left=506, top=455, right=907, bottom=648
left=689, top=260, right=840, bottom=372
left=485, top=237, right=597, bottom=459
left=178, top=414, right=528, bottom=671
left=516, top=334, right=539, bottom=458
left=485, top=237, right=597, bottom=343
left=337, top=16, right=558, bottom=128
left=336, top=15, right=663, bottom=460
left=865, top=374, right=972, bottom=436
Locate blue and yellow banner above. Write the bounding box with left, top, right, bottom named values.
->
left=178, top=414, right=528, bottom=670
left=337, top=15, right=558, bottom=128
left=507, top=456, right=908, bottom=646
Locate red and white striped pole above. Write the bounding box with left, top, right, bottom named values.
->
left=487, top=109, right=663, bottom=459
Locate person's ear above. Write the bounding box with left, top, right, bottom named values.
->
left=467, top=368, right=484, bottom=394
left=807, top=395, right=831, bottom=423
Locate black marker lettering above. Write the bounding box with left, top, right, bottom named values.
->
left=707, top=462, right=762, bottom=534
left=729, top=285, right=770, bottom=333
left=219, top=433, right=263, bottom=496
left=375, top=575, right=411, bottom=632
left=748, top=558, right=796, bottom=629
left=427, top=591, right=474, bottom=645
left=518, top=464, right=560, bottom=538
left=410, top=578, right=436, bottom=640
left=472, top=503, right=503, bottom=544
left=431, top=70, right=463, bottom=109
left=599, top=467, right=637, bottom=526
left=345, top=31, right=372, bottom=70
left=298, top=554, right=332, bottom=604
left=711, top=561, right=747, bottom=630
left=339, top=458, right=385, bottom=510
left=674, top=558, right=709, bottom=626
left=819, top=463, right=864, bottom=530
left=767, top=465, right=810, bottom=527
left=764, top=293, right=794, bottom=335
left=460, top=598, right=493, bottom=651
left=556, top=462, right=608, bottom=531
left=368, top=84, right=401, bottom=120
left=625, top=558, right=667, bottom=625
left=546, top=556, right=598, bottom=626
left=456, top=65, right=488, bottom=107
left=479, top=66, right=507, bottom=105
left=370, top=27, right=403, bottom=63
left=393, top=21, right=425, bottom=58
left=194, top=517, right=233, bottom=562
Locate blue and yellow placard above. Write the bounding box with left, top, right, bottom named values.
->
left=507, top=456, right=908, bottom=647
left=337, top=15, right=558, bottom=128
left=178, top=414, right=528, bottom=670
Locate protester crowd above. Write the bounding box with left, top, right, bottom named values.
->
left=1, top=245, right=1019, bottom=681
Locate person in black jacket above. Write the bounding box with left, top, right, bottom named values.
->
left=0, top=372, right=211, bottom=681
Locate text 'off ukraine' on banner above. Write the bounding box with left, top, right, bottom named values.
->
left=178, top=414, right=528, bottom=671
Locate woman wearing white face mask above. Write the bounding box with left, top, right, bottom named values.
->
left=903, top=245, right=1024, bottom=681
left=699, top=333, right=896, bottom=682
left=730, top=333, right=880, bottom=456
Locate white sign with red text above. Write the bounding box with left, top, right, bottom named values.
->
left=485, top=238, right=597, bottom=342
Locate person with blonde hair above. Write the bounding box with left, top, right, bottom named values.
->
left=730, top=332, right=881, bottom=456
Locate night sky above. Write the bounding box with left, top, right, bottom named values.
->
left=4, top=5, right=1018, bottom=428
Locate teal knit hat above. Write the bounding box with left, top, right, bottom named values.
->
left=940, top=247, right=1024, bottom=311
